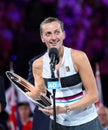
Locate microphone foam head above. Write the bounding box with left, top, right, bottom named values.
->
left=49, top=48, right=59, bottom=64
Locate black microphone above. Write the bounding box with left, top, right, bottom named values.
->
left=49, top=48, right=59, bottom=71
left=49, top=48, right=59, bottom=129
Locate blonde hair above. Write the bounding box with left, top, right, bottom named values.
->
left=40, top=17, right=64, bottom=35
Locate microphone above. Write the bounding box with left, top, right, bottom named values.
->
left=49, top=48, right=59, bottom=71
left=48, top=48, right=59, bottom=129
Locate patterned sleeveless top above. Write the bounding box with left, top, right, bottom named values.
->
left=42, top=46, right=97, bottom=126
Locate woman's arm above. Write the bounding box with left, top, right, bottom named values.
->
left=68, top=50, right=98, bottom=111
left=26, top=57, right=46, bottom=100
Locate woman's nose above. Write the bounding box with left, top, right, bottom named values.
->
left=51, top=34, right=56, bottom=40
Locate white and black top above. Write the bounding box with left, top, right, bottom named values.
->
left=42, top=46, right=97, bottom=126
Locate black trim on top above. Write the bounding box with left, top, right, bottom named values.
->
left=44, top=73, right=81, bottom=88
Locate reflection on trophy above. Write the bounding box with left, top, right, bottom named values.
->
left=6, top=71, right=51, bottom=108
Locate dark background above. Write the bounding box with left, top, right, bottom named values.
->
left=0, top=0, right=108, bottom=106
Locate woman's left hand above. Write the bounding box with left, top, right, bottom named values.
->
left=38, top=106, right=66, bottom=116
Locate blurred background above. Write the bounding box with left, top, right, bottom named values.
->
left=0, top=0, right=108, bottom=128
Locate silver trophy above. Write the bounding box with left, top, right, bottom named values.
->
left=6, top=71, right=51, bottom=108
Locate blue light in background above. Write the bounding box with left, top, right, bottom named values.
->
left=11, top=54, right=17, bottom=61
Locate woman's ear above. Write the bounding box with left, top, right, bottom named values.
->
left=63, top=31, right=66, bottom=40
left=41, top=35, right=45, bottom=43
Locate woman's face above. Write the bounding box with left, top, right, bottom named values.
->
left=41, top=21, right=65, bottom=51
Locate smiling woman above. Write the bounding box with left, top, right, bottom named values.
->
left=27, top=17, right=103, bottom=130
left=40, top=17, right=65, bottom=52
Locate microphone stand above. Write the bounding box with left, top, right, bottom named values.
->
left=50, top=64, right=56, bottom=130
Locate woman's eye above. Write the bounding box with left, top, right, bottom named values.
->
left=45, top=33, right=50, bottom=36
left=55, top=31, right=60, bottom=35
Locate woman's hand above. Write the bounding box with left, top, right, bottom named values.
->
left=38, top=106, right=66, bottom=116
left=26, top=86, right=46, bottom=100
left=38, top=106, right=53, bottom=116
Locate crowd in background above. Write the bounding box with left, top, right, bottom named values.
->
left=0, top=0, right=108, bottom=129
left=98, top=106, right=108, bottom=130
left=0, top=0, right=108, bottom=84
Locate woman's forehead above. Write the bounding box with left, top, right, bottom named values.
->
left=41, top=22, right=61, bottom=32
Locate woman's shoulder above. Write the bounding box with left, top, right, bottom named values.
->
left=70, top=49, right=89, bottom=71
left=33, top=55, right=44, bottom=69
left=71, top=49, right=87, bottom=61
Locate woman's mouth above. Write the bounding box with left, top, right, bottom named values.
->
left=49, top=42, right=57, bottom=46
